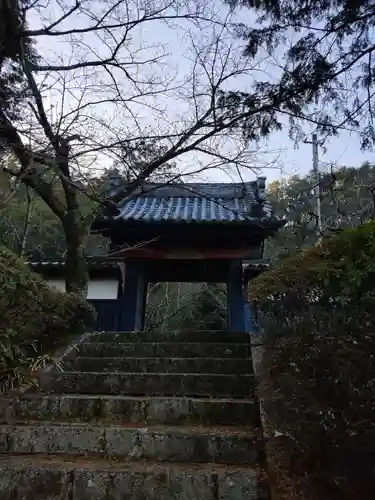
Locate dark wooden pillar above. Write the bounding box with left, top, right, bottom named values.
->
left=244, top=274, right=257, bottom=333
left=227, top=259, right=246, bottom=332
left=118, top=261, right=147, bottom=331
left=244, top=298, right=256, bottom=333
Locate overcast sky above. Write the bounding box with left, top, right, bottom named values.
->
left=28, top=0, right=375, bottom=186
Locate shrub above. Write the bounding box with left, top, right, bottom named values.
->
left=0, top=246, right=96, bottom=392
left=250, top=222, right=375, bottom=500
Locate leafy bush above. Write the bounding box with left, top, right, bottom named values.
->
left=250, top=222, right=375, bottom=500
left=0, top=246, right=95, bottom=392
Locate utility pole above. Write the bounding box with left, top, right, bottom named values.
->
left=305, top=133, right=322, bottom=238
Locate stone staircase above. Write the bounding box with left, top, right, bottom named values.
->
left=0, top=331, right=269, bottom=499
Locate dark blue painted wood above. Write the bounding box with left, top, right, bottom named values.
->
left=227, top=260, right=246, bottom=332
left=244, top=298, right=259, bottom=333
left=89, top=300, right=120, bottom=331
left=118, top=261, right=147, bottom=331
left=138, top=275, right=147, bottom=331
left=134, top=270, right=147, bottom=331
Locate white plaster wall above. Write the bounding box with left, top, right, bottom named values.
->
left=45, top=278, right=119, bottom=299
left=47, top=279, right=66, bottom=293
left=87, top=279, right=119, bottom=300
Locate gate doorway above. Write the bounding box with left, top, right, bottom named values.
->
left=145, top=282, right=228, bottom=331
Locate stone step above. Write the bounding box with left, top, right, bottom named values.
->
left=70, top=357, right=252, bottom=375
left=39, top=371, right=254, bottom=398
left=91, top=330, right=251, bottom=344
left=1, top=394, right=260, bottom=426
left=78, top=342, right=250, bottom=358
left=0, top=423, right=262, bottom=465
left=0, top=456, right=269, bottom=499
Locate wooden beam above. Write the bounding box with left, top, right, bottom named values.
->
left=118, top=261, right=147, bottom=331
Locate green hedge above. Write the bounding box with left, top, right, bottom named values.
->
left=250, top=222, right=375, bottom=500
left=0, top=246, right=95, bottom=392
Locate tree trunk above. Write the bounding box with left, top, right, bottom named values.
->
left=19, top=186, right=32, bottom=258
left=64, top=221, right=89, bottom=297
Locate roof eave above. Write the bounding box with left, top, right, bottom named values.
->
left=91, top=216, right=284, bottom=234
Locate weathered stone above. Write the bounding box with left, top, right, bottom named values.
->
left=14, top=393, right=61, bottom=422
left=146, top=396, right=260, bottom=427
left=0, top=430, right=8, bottom=453
left=90, top=330, right=251, bottom=344
left=218, top=471, right=263, bottom=499
left=0, top=463, right=71, bottom=499
left=73, top=467, right=214, bottom=500
left=7, top=394, right=259, bottom=426
left=3, top=424, right=105, bottom=455
left=39, top=371, right=254, bottom=398
left=0, top=458, right=261, bottom=500
left=71, top=356, right=252, bottom=374
left=0, top=424, right=259, bottom=464
left=0, top=397, right=14, bottom=424
left=0, top=328, right=268, bottom=499
left=78, top=341, right=250, bottom=358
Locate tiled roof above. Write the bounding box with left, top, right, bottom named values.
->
left=27, top=260, right=121, bottom=271
left=112, top=179, right=276, bottom=224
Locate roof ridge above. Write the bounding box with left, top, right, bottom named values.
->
left=128, top=181, right=260, bottom=201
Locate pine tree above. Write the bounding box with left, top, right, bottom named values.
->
left=224, top=0, right=375, bottom=148
left=0, top=0, right=34, bottom=121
